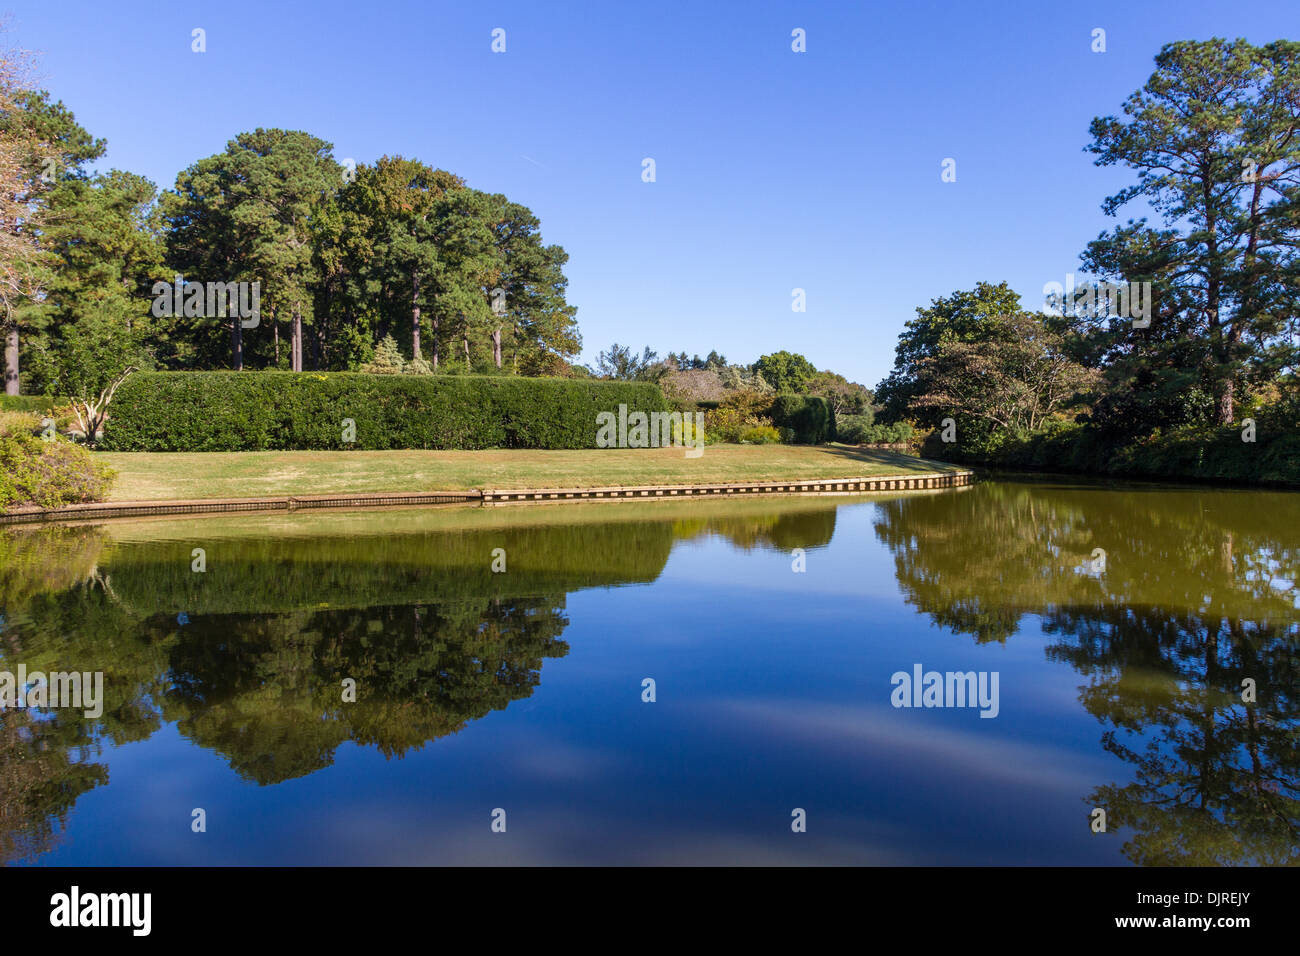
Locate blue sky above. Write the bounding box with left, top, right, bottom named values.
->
left=7, top=0, right=1297, bottom=386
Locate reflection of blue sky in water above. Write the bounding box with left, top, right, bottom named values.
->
left=4, top=484, right=1298, bottom=865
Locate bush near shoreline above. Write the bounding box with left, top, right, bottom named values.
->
left=922, top=417, right=1300, bottom=488
left=0, top=429, right=116, bottom=512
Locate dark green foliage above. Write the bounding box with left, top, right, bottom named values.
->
left=874, top=281, right=1025, bottom=425
left=766, top=394, right=835, bottom=444
left=667, top=398, right=720, bottom=416
left=754, top=351, right=816, bottom=393
left=590, top=343, right=658, bottom=380
left=838, top=417, right=913, bottom=444
left=100, top=371, right=670, bottom=451
left=1084, top=39, right=1300, bottom=427
left=924, top=409, right=1300, bottom=488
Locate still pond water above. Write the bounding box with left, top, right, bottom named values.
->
left=1, top=479, right=1296, bottom=865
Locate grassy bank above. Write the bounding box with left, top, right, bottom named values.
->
left=97, top=443, right=962, bottom=501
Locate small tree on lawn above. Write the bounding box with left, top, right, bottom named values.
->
left=30, top=310, right=146, bottom=445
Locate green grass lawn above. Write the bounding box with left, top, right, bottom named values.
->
left=97, top=444, right=963, bottom=502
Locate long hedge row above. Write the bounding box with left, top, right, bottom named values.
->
left=100, top=372, right=671, bottom=451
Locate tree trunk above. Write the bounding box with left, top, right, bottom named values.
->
left=274, top=314, right=280, bottom=366
left=3, top=327, right=17, bottom=396
left=1223, top=178, right=1266, bottom=428
left=412, top=273, right=422, bottom=360
left=378, top=282, right=389, bottom=344
left=1217, top=378, right=1235, bottom=426
left=1202, top=175, right=1232, bottom=425
left=292, top=303, right=303, bottom=372
left=431, top=315, right=439, bottom=371
left=232, top=314, right=243, bottom=371
left=492, top=327, right=502, bottom=368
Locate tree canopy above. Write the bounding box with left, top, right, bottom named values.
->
left=0, top=44, right=583, bottom=395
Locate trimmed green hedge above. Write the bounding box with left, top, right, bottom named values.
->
left=100, top=372, right=671, bottom=451
left=767, top=394, right=835, bottom=444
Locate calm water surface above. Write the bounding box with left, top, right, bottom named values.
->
left=1, top=479, right=1296, bottom=865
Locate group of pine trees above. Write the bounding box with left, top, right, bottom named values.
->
left=1, top=39, right=580, bottom=397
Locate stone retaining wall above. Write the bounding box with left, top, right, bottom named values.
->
left=0, top=470, right=974, bottom=526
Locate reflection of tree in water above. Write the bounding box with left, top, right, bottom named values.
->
left=160, top=599, right=570, bottom=785
left=872, top=484, right=1072, bottom=642
left=0, top=502, right=841, bottom=859
left=1047, top=611, right=1300, bottom=865
left=673, top=507, right=835, bottom=552
left=0, top=709, right=108, bottom=864
left=875, top=481, right=1300, bottom=864
left=0, top=526, right=171, bottom=863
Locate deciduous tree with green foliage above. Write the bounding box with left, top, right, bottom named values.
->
left=875, top=281, right=1025, bottom=425
left=912, top=312, right=1099, bottom=433
left=754, top=350, right=816, bottom=393
left=807, top=369, right=873, bottom=417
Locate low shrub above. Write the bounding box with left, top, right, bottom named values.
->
left=670, top=416, right=705, bottom=446
left=99, top=372, right=671, bottom=451
left=703, top=391, right=835, bottom=444
left=0, top=409, right=40, bottom=435
left=0, top=430, right=116, bottom=513
left=0, top=405, right=78, bottom=439
left=739, top=425, right=781, bottom=444
left=838, top=418, right=913, bottom=445
left=705, top=390, right=775, bottom=443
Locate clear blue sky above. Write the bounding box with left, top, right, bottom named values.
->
left=7, top=0, right=1296, bottom=386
